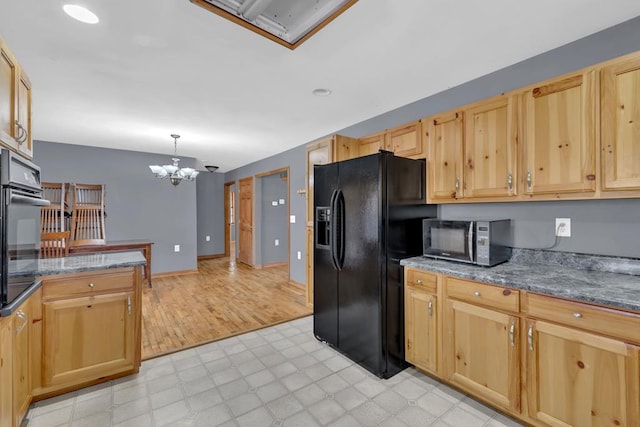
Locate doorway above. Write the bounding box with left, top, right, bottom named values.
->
left=224, top=181, right=236, bottom=261
left=238, top=176, right=254, bottom=266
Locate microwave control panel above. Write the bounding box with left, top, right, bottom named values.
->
left=475, top=224, right=490, bottom=265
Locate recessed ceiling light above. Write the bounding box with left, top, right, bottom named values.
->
left=312, top=88, right=332, bottom=97
left=63, top=4, right=99, bottom=24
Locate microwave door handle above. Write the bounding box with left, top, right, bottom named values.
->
left=9, top=193, right=51, bottom=207
left=468, top=221, right=474, bottom=263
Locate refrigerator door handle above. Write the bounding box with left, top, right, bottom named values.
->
left=335, top=190, right=346, bottom=270
left=329, top=189, right=340, bottom=271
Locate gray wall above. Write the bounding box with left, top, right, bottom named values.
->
left=196, top=171, right=226, bottom=257
left=224, top=15, right=640, bottom=282
left=34, top=140, right=198, bottom=274
left=260, top=173, right=288, bottom=265
left=224, top=145, right=307, bottom=283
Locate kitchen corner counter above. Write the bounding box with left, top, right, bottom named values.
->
left=37, top=251, right=147, bottom=277
left=401, top=253, right=640, bottom=313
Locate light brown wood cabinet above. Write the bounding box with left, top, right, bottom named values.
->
left=404, top=269, right=438, bottom=375
left=13, top=292, right=37, bottom=427
left=0, top=315, right=13, bottom=427
left=0, top=38, right=32, bottom=159
left=384, top=121, right=424, bottom=159
left=306, top=226, right=313, bottom=306
left=356, top=132, right=384, bottom=157
left=35, top=268, right=141, bottom=397
left=522, top=70, right=597, bottom=195
left=601, top=56, right=640, bottom=191
left=426, top=111, right=464, bottom=202
left=305, top=135, right=357, bottom=226
left=444, top=278, right=520, bottom=413
left=464, top=95, right=518, bottom=198
left=524, top=293, right=640, bottom=427
left=405, top=267, right=640, bottom=426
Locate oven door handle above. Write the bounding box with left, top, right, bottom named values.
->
left=9, top=193, right=51, bottom=207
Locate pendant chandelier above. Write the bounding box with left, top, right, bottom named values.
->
left=149, top=134, right=199, bottom=186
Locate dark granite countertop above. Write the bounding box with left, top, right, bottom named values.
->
left=401, top=250, right=640, bottom=313
left=1, top=251, right=146, bottom=316
left=37, top=251, right=147, bottom=276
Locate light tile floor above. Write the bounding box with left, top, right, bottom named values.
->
left=25, top=316, right=524, bottom=427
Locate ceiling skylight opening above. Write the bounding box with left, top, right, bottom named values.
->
left=63, top=4, right=100, bottom=24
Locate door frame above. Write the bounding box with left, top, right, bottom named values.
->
left=255, top=167, right=290, bottom=280
left=238, top=176, right=254, bottom=266
left=223, top=181, right=235, bottom=258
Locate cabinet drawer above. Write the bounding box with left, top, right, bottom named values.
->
left=526, top=293, right=640, bottom=344
left=446, top=277, right=519, bottom=313
left=43, top=270, right=134, bottom=300
left=405, top=269, right=437, bottom=294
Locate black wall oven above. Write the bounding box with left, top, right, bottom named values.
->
left=0, top=149, right=49, bottom=315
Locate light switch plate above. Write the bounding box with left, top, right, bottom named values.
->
left=290, top=215, right=296, bottom=223
left=174, top=244, right=180, bottom=252
left=272, top=201, right=278, bottom=206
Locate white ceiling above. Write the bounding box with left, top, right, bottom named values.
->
left=1, top=0, right=640, bottom=172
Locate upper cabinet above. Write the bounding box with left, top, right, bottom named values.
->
left=356, top=132, right=384, bottom=157
left=464, top=95, right=518, bottom=198
left=0, top=37, right=33, bottom=159
left=384, top=120, right=424, bottom=159
left=601, top=56, right=640, bottom=191
left=305, top=135, right=357, bottom=225
left=521, top=70, right=597, bottom=195
left=426, top=111, right=464, bottom=202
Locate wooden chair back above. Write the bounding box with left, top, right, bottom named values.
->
left=41, top=182, right=67, bottom=233
left=69, top=183, right=106, bottom=246
left=41, top=231, right=70, bottom=258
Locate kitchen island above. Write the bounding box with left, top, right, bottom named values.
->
left=1, top=251, right=145, bottom=427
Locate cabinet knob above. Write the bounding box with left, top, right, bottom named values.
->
left=572, top=312, right=582, bottom=319
left=474, top=291, right=481, bottom=297
left=416, top=279, right=423, bottom=285
left=88, top=283, right=95, bottom=288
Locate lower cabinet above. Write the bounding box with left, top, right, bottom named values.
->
left=445, top=297, right=520, bottom=413
left=34, top=267, right=142, bottom=398
left=405, top=286, right=437, bottom=374
left=43, top=291, right=136, bottom=388
left=13, top=292, right=36, bottom=427
left=404, top=267, right=640, bottom=427
left=525, top=319, right=640, bottom=427
left=0, top=315, right=13, bottom=427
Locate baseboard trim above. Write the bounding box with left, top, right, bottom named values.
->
left=262, top=261, right=288, bottom=269
left=289, top=279, right=305, bottom=288
left=197, top=254, right=225, bottom=261
left=152, top=269, right=199, bottom=278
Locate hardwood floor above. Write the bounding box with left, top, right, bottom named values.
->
left=141, top=256, right=311, bottom=359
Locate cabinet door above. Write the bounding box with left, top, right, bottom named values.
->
left=386, top=121, right=424, bottom=159
left=601, top=57, right=640, bottom=191
left=357, top=132, right=384, bottom=157
left=306, top=226, right=313, bottom=306
left=13, top=300, right=32, bottom=427
left=426, top=112, right=464, bottom=202
left=0, top=41, right=18, bottom=151
left=464, top=96, right=517, bottom=198
left=526, top=320, right=640, bottom=427
left=0, top=316, right=12, bottom=427
left=522, top=71, right=596, bottom=194
left=306, top=138, right=334, bottom=225
left=16, top=70, right=32, bottom=159
left=405, top=288, right=437, bottom=374
left=445, top=299, right=520, bottom=412
left=43, top=292, right=135, bottom=388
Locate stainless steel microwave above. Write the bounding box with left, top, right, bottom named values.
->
left=422, top=219, right=511, bottom=266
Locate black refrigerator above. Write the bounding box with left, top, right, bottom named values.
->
left=313, top=150, right=437, bottom=379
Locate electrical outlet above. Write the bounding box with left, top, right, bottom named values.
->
left=555, top=218, right=571, bottom=237
left=174, top=244, right=181, bottom=252
left=297, top=251, right=302, bottom=260
left=275, top=239, right=279, bottom=246
left=205, top=235, right=211, bottom=242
